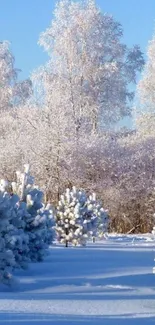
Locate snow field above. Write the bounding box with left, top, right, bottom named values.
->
left=0, top=235, right=155, bottom=324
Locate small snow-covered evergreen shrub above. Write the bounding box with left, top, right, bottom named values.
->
left=0, top=164, right=55, bottom=285
left=56, top=187, right=86, bottom=247
left=55, top=187, right=108, bottom=247
left=83, top=192, right=109, bottom=240
left=11, top=165, right=55, bottom=262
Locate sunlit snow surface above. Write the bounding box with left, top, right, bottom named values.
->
left=0, top=234, right=155, bottom=324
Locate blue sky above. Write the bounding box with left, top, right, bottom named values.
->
left=0, top=0, right=155, bottom=80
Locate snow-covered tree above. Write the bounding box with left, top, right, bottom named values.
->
left=55, top=186, right=108, bottom=246
left=36, top=0, right=144, bottom=132
left=0, top=164, right=55, bottom=284
left=55, top=187, right=87, bottom=247
left=84, top=192, right=109, bottom=240
left=11, top=165, right=55, bottom=261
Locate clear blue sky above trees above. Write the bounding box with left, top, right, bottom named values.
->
left=0, top=0, right=154, bottom=79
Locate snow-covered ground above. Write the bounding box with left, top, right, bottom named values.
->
left=0, top=234, right=155, bottom=324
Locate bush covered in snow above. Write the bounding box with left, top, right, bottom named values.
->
left=11, top=165, right=55, bottom=262
left=0, top=165, right=55, bottom=285
left=55, top=187, right=108, bottom=247
left=83, top=192, right=109, bottom=240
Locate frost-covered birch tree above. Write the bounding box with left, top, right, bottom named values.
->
left=36, top=0, right=144, bottom=132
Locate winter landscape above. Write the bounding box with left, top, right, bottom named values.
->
left=1, top=0, right=155, bottom=324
